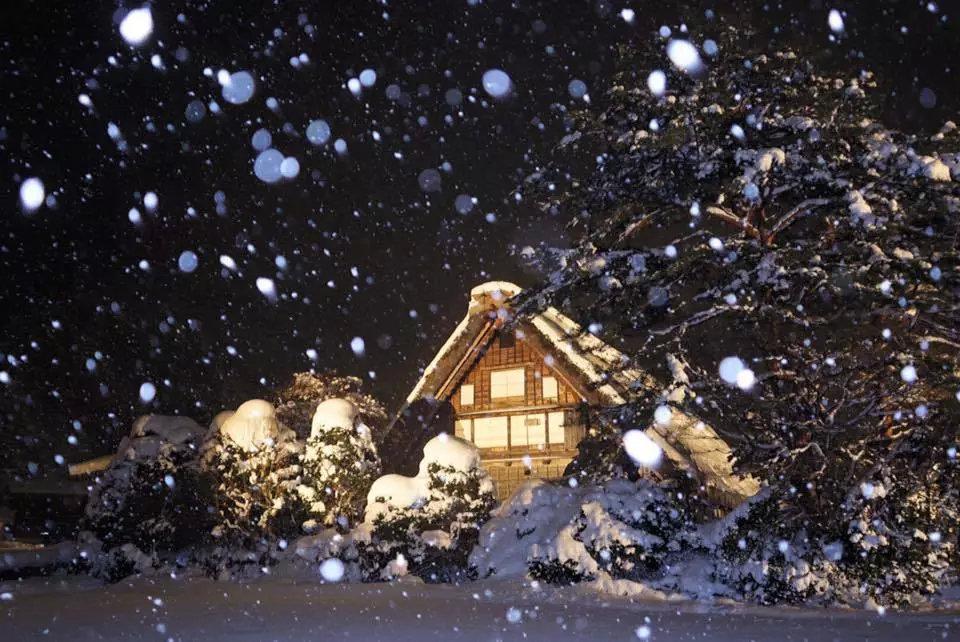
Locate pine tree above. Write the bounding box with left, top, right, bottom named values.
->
left=519, top=24, right=960, bottom=603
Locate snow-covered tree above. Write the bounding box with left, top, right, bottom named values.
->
left=201, top=400, right=305, bottom=572
left=519, top=25, right=960, bottom=602
left=297, top=398, right=381, bottom=531
left=357, top=434, right=496, bottom=582
left=274, top=372, right=388, bottom=441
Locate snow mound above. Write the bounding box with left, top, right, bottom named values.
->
left=115, top=415, right=204, bottom=462
left=470, top=478, right=688, bottom=582
left=219, top=399, right=280, bottom=451
left=311, top=398, right=358, bottom=436
left=470, top=480, right=583, bottom=578
left=366, top=474, right=428, bottom=513
left=365, top=434, right=483, bottom=520
left=130, top=414, right=203, bottom=444
left=418, top=433, right=480, bottom=475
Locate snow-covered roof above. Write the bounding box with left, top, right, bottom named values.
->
left=400, top=281, right=648, bottom=409
left=394, top=281, right=758, bottom=501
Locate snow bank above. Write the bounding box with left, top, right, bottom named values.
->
left=472, top=478, right=690, bottom=586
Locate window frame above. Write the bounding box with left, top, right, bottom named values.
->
left=460, top=383, right=475, bottom=407
left=542, top=375, right=558, bottom=400
left=490, top=367, right=526, bottom=400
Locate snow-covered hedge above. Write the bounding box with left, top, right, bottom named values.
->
left=355, top=434, right=496, bottom=582
left=296, top=398, right=382, bottom=531
left=199, top=399, right=307, bottom=574
left=472, top=478, right=693, bottom=586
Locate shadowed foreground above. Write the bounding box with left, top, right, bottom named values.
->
left=3, top=575, right=958, bottom=641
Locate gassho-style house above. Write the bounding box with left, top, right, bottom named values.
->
left=392, top=281, right=758, bottom=504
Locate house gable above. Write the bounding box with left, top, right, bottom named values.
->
left=447, top=325, right=587, bottom=415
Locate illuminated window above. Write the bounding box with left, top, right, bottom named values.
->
left=542, top=376, right=558, bottom=400
left=455, top=419, right=472, bottom=441
left=511, top=414, right=546, bottom=447
left=548, top=411, right=566, bottom=444
left=460, top=384, right=475, bottom=406
left=472, top=416, right=509, bottom=448
left=491, top=368, right=525, bottom=399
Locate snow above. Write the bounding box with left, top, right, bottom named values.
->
left=311, top=398, right=359, bottom=435
left=719, top=356, right=747, bottom=384
left=221, top=71, right=256, bottom=105
left=306, top=120, right=331, bottom=145
left=218, top=399, right=280, bottom=451
left=646, top=70, right=666, bottom=97
left=359, top=69, right=377, bottom=87
left=567, top=79, right=587, bottom=99
left=735, top=368, right=756, bottom=391
left=251, top=128, right=272, bottom=151
left=256, top=276, right=277, bottom=299
left=19, top=177, right=45, bottom=211
left=254, top=149, right=284, bottom=183
left=119, top=7, right=153, bottom=46
left=418, top=168, right=442, bottom=192
left=143, top=191, right=158, bottom=211
left=4, top=575, right=956, bottom=641
left=319, top=558, right=346, bottom=582
left=280, top=156, right=300, bottom=179
left=350, top=336, right=365, bottom=356
left=419, top=433, right=481, bottom=474
left=482, top=69, right=512, bottom=98
left=900, top=365, right=918, bottom=384
left=365, top=434, right=482, bottom=518
left=622, top=429, right=663, bottom=466
left=138, top=381, right=156, bottom=403
left=366, top=474, right=426, bottom=517
left=828, top=9, right=845, bottom=33
left=177, top=250, right=199, bottom=273
left=666, top=40, right=703, bottom=74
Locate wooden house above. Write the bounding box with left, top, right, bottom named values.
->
left=393, top=281, right=758, bottom=504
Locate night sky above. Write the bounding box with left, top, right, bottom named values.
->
left=1, top=0, right=957, bottom=470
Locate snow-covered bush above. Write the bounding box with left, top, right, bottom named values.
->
left=837, top=475, right=957, bottom=606
left=296, top=398, right=381, bottom=531
left=472, top=478, right=692, bottom=586
left=708, top=490, right=835, bottom=604
left=708, top=479, right=958, bottom=607
left=357, top=434, right=496, bottom=582
left=201, top=400, right=305, bottom=573
left=274, top=372, right=387, bottom=441
left=81, top=415, right=211, bottom=580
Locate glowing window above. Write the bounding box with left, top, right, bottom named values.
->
left=490, top=368, right=525, bottom=399
left=542, top=376, right=558, bottom=400
left=460, top=384, right=475, bottom=406
left=473, top=416, right=509, bottom=448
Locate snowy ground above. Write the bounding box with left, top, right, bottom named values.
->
left=2, top=574, right=958, bottom=641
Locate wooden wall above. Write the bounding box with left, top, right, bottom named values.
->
left=449, top=330, right=582, bottom=414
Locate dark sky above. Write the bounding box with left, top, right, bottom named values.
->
left=1, top=0, right=957, bottom=470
